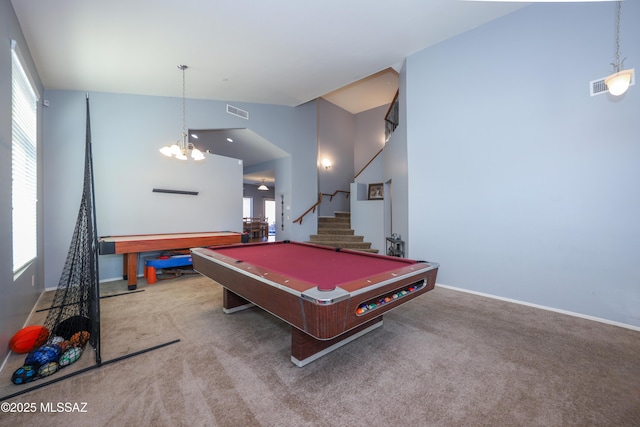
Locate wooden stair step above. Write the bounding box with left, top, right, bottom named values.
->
left=356, top=248, right=379, bottom=254
left=312, top=211, right=377, bottom=254
left=318, top=217, right=350, bottom=224
left=318, top=221, right=351, bottom=228
left=317, top=228, right=355, bottom=235
left=309, top=234, right=364, bottom=242
left=307, top=241, right=373, bottom=249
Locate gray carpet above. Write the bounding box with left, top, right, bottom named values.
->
left=1, top=274, right=639, bottom=426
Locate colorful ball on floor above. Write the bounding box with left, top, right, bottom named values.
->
left=49, top=335, right=65, bottom=346
left=11, top=365, right=38, bottom=385
left=57, top=340, right=72, bottom=352
left=59, top=346, right=83, bottom=367
left=38, top=361, right=59, bottom=378
left=70, top=331, right=90, bottom=346
left=9, top=325, right=49, bottom=354
left=53, top=316, right=91, bottom=340
left=24, top=344, right=63, bottom=369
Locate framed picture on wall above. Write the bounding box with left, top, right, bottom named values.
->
left=368, top=183, right=383, bottom=200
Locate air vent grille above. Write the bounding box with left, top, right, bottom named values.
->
left=590, top=69, right=635, bottom=96
left=226, top=104, right=249, bottom=120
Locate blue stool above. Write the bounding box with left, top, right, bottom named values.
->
left=145, top=254, right=193, bottom=284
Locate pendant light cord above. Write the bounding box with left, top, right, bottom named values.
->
left=179, top=65, right=188, bottom=144
left=612, top=1, right=624, bottom=72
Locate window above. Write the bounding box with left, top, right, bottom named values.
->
left=12, top=42, right=38, bottom=273
left=243, top=197, right=253, bottom=218
left=264, top=199, right=275, bottom=235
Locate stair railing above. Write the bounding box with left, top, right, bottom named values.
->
left=293, top=190, right=350, bottom=225
left=354, top=90, right=397, bottom=180
left=354, top=147, right=384, bottom=180
left=384, top=90, right=399, bottom=142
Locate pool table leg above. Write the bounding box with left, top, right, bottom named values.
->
left=290, top=317, right=384, bottom=367
left=222, top=288, right=255, bottom=313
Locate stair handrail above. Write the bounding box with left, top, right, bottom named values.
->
left=354, top=147, right=384, bottom=180
left=384, top=90, right=399, bottom=141
left=293, top=190, right=350, bottom=225
left=353, top=91, right=397, bottom=180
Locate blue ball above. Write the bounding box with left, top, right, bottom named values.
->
left=11, top=365, right=38, bottom=385
left=25, top=344, right=62, bottom=368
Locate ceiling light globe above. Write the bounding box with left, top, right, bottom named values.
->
left=191, top=148, right=205, bottom=160
left=168, top=144, right=181, bottom=156
left=605, top=70, right=633, bottom=96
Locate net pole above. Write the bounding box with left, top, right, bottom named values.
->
left=85, top=94, right=101, bottom=365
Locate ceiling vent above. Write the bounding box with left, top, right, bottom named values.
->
left=226, top=104, right=249, bottom=120
left=590, top=69, right=635, bottom=96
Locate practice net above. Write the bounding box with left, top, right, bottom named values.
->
left=34, top=96, right=100, bottom=367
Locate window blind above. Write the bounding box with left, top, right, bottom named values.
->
left=12, top=44, right=38, bottom=273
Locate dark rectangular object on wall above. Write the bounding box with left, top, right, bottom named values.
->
left=152, top=188, right=199, bottom=196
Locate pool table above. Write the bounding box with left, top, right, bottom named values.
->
left=99, top=231, right=241, bottom=290
left=191, top=241, right=439, bottom=367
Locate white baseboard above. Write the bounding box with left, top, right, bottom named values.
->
left=0, top=289, right=47, bottom=374
left=44, top=275, right=132, bottom=292
left=436, top=283, right=640, bottom=332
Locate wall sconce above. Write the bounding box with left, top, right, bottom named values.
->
left=321, top=159, right=332, bottom=169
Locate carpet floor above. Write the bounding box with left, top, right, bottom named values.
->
left=1, top=274, right=638, bottom=426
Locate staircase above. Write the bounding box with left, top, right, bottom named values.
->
left=307, top=212, right=378, bottom=253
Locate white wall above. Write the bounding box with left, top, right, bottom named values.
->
left=350, top=104, right=391, bottom=252
left=42, top=91, right=318, bottom=286
left=405, top=3, right=640, bottom=327
left=384, top=62, right=410, bottom=256
left=317, top=98, right=354, bottom=216
left=274, top=156, right=293, bottom=240
left=350, top=181, right=385, bottom=253
left=354, top=104, right=387, bottom=174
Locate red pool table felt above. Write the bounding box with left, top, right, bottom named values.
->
left=212, top=241, right=421, bottom=292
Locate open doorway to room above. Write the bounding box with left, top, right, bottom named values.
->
left=189, top=128, right=288, bottom=242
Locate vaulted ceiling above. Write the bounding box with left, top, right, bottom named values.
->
left=11, top=0, right=527, bottom=113
left=11, top=0, right=529, bottom=186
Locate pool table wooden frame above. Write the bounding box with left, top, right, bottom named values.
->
left=191, top=241, right=439, bottom=366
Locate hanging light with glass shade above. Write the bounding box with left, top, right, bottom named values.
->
left=159, top=65, right=206, bottom=160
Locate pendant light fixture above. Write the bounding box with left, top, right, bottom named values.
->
left=258, top=179, right=269, bottom=191
left=604, top=1, right=634, bottom=96
left=160, top=65, right=206, bottom=160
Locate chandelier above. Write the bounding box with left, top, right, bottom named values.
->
left=159, top=65, right=205, bottom=160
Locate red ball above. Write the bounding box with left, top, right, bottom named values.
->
left=9, top=325, right=49, bottom=354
